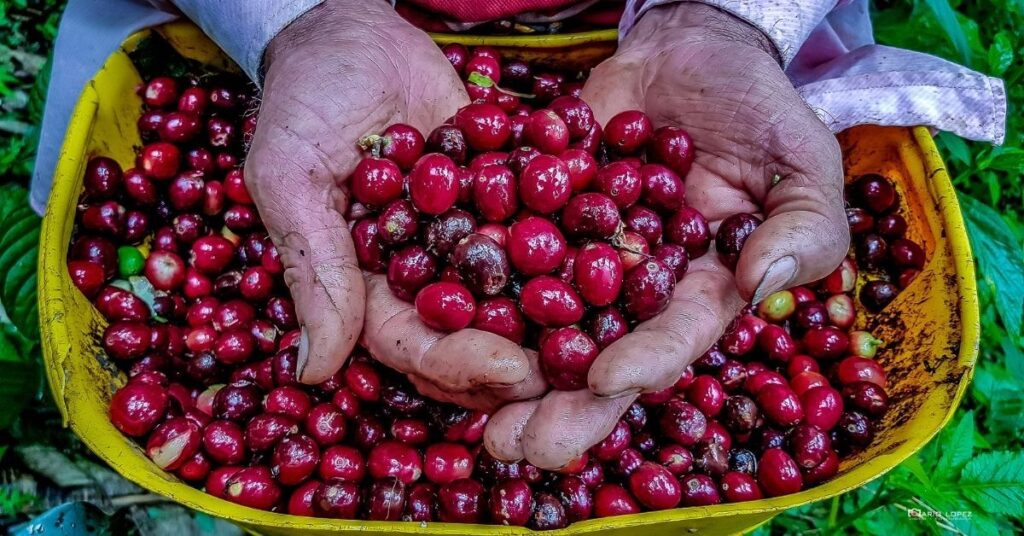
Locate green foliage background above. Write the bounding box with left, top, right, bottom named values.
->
left=1, top=0, right=1022, bottom=532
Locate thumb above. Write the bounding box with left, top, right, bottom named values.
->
left=735, top=133, right=849, bottom=303
left=578, top=56, right=644, bottom=127
left=245, top=141, right=365, bottom=384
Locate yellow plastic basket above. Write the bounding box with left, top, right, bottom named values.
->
left=38, top=21, right=978, bottom=536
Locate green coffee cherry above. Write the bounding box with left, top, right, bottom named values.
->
left=118, top=246, right=145, bottom=277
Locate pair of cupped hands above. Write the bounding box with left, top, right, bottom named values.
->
left=244, top=0, right=850, bottom=470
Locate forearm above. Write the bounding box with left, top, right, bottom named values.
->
left=621, top=0, right=838, bottom=67
left=169, top=0, right=328, bottom=82
left=263, top=0, right=405, bottom=69
left=620, top=3, right=781, bottom=64
left=620, top=0, right=1005, bottom=144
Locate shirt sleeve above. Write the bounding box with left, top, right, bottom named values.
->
left=30, top=0, right=178, bottom=213
left=169, top=0, right=326, bottom=82
left=789, top=1, right=1005, bottom=144
left=619, top=0, right=839, bottom=67
left=618, top=0, right=1006, bottom=144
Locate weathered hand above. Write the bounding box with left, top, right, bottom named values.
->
left=246, top=1, right=468, bottom=383
left=361, top=274, right=546, bottom=413
left=249, top=1, right=544, bottom=408
left=484, top=3, right=849, bottom=470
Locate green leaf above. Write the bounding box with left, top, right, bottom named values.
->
left=0, top=486, right=38, bottom=517
left=1004, top=338, right=1024, bottom=378
left=987, top=31, right=1015, bottom=76
left=983, top=147, right=1024, bottom=173
left=971, top=357, right=1024, bottom=443
left=983, top=172, right=1002, bottom=207
left=960, top=194, right=1024, bottom=336
left=467, top=71, right=495, bottom=88
left=974, top=427, right=993, bottom=450
left=857, top=505, right=915, bottom=536
left=0, top=327, right=38, bottom=430
left=985, top=385, right=1024, bottom=438
left=0, top=185, right=33, bottom=225
left=4, top=238, right=39, bottom=320
left=959, top=450, right=1024, bottom=516
left=0, top=207, right=35, bottom=241
left=111, top=276, right=165, bottom=322
left=969, top=365, right=995, bottom=405
left=900, top=454, right=937, bottom=491
left=923, top=0, right=973, bottom=66
left=0, top=327, right=18, bottom=359
left=961, top=511, right=1012, bottom=536
left=0, top=224, right=39, bottom=282
left=937, top=410, right=975, bottom=477
left=0, top=184, right=40, bottom=341
left=26, top=53, right=52, bottom=124
left=938, top=131, right=973, bottom=166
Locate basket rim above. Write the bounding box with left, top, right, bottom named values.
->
left=428, top=29, right=618, bottom=47
left=37, top=23, right=980, bottom=535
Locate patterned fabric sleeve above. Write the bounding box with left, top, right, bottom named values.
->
left=170, top=0, right=327, bottom=82
left=619, top=0, right=840, bottom=67
left=618, top=0, right=1006, bottom=144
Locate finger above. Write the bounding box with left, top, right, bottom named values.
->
left=484, top=400, right=539, bottom=462
left=361, top=274, right=532, bottom=390
left=439, top=348, right=547, bottom=413
left=519, top=390, right=637, bottom=470
left=407, top=375, right=504, bottom=413
left=409, top=348, right=546, bottom=413
left=736, top=126, right=849, bottom=303
left=422, top=333, right=533, bottom=391
left=246, top=132, right=364, bottom=385
left=460, top=351, right=549, bottom=453
left=579, top=57, right=645, bottom=126
left=490, top=348, right=547, bottom=401
left=588, top=257, right=744, bottom=398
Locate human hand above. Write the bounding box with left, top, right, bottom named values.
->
left=249, top=0, right=544, bottom=406
left=245, top=0, right=469, bottom=383
left=484, top=3, right=849, bottom=470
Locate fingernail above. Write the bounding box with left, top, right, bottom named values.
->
left=295, top=326, right=310, bottom=380
left=484, top=381, right=521, bottom=389
left=752, top=255, right=798, bottom=304
left=596, top=387, right=642, bottom=400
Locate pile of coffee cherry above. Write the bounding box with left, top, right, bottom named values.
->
left=66, top=42, right=907, bottom=528
left=845, top=175, right=926, bottom=311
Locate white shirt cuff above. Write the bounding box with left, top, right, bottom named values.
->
left=171, top=0, right=326, bottom=82
left=620, top=0, right=838, bottom=67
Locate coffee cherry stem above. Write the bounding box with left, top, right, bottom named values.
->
left=610, top=224, right=647, bottom=257
left=495, top=85, right=536, bottom=99
left=358, top=134, right=390, bottom=158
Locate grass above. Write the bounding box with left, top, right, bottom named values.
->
left=1, top=0, right=1022, bottom=533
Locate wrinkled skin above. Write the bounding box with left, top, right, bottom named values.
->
left=248, top=2, right=544, bottom=408
left=250, top=1, right=548, bottom=411
left=248, top=2, right=848, bottom=469
left=483, top=4, right=849, bottom=470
